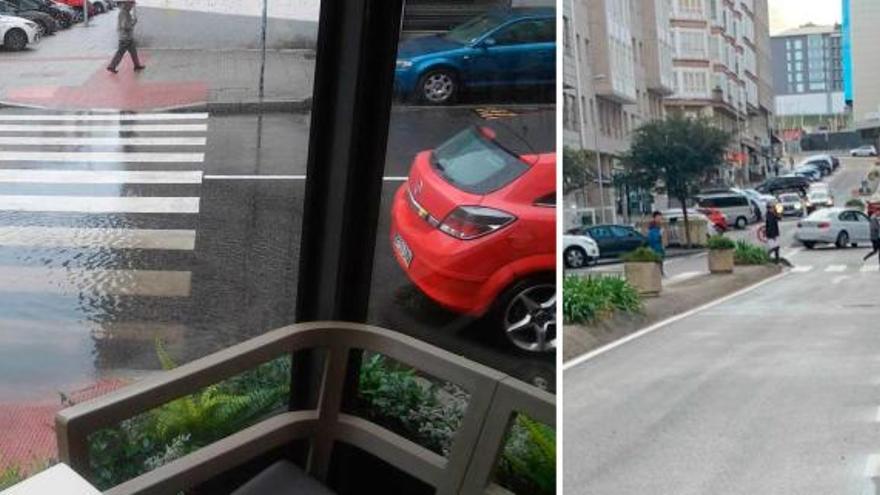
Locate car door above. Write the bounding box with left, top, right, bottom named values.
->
left=852, top=211, right=872, bottom=241
left=587, top=226, right=615, bottom=257
left=465, top=17, right=555, bottom=87
left=611, top=226, right=643, bottom=253
left=838, top=211, right=867, bottom=241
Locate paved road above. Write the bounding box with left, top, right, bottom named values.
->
left=564, top=213, right=880, bottom=493
left=568, top=156, right=876, bottom=281
left=0, top=103, right=554, bottom=404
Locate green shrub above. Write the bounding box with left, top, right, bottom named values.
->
left=706, top=235, right=735, bottom=250
left=0, top=465, right=24, bottom=490
left=563, top=275, right=642, bottom=324
left=846, top=198, right=866, bottom=210
left=734, top=240, right=771, bottom=265
left=869, top=169, right=879, bottom=181
left=496, top=415, right=556, bottom=495
left=621, top=246, right=663, bottom=263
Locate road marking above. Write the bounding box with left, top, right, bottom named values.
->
left=0, top=113, right=209, bottom=121
left=0, top=152, right=205, bottom=163
left=202, top=174, right=410, bottom=182
left=862, top=265, right=880, bottom=273
left=0, top=266, right=191, bottom=297
left=666, top=271, right=702, bottom=284
left=791, top=265, right=813, bottom=273
left=0, top=196, right=199, bottom=214
left=826, top=265, right=847, bottom=272
left=783, top=247, right=804, bottom=258
left=0, top=136, right=207, bottom=146
left=831, top=275, right=850, bottom=285
left=0, top=169, right=203, bottom=184
left=0, top=227, right=196, bottom=250
left=0, top=124, right=208, bottom=133
left=563, top=270, right=790, bottom=370
left=865, top=454, right=880, bottom=477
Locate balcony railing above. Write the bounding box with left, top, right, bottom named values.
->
left=55, top=322, right=554, bottom=495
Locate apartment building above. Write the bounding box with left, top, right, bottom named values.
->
left=562, top=0, right=674, bottom=228
left=847, top=0, right=880, bottom=133
left=665, top=0, right=775, bottom=185
left=770, top=25, right=846, bottom=130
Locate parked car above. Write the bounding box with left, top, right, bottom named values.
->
left=566, top=224, right=647, bottom=258
left=10, top=0, right=69, bottom=28
left=662, top=208, right=724, bottom=237
left=851, top=145, right=877, bottom=157
left=793, top=165, right=822, bottom=182
left=394, top=8, right=554, bottom=104
left=695, top=192, right=756, bottom=229
left=777, top=192, right=807, bottom=217
left=805, top=189, right=833, bottom=213
left=731, top=187, right=774, bottom=221
left=0, top=1, right=55, bottom=34
left=0, top=13, right=39, bottom=50
left=799, top=155, right=834, bottom=176
left=390, top=126, right=554, bottom=352
left=796, top=207, right=873, bottom=249
left=756, top=175, right=811, bottom=195
left=563, top=234, right=599, bottom=269
left=54, top=0, right=94, bottom=16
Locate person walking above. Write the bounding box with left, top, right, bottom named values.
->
left=647, top=211, right=666, bottom=276
left=765, top=201, right=781, bottom=263
left=863, top=210, right=880, bottom=266
left=107, top=0, right=145, bottom=73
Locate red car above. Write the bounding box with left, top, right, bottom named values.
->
left=697, top=207, right=729, bottom=233
left=390, top=127, right=555, bottom=353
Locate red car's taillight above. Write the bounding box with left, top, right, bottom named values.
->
left=438, top=206, right=516, bottom=240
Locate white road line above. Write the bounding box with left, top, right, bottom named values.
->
left=865, top=454, right=880, bottom=477
left=791, top=265, right=813, bottom=273
left=0, top=136, right=207, bottom=146
left=563, top=271, right=790, bottom=370
left=0, top=227, right=196, bottom=250
left=666, top=271, right=702, bottom=284
left=0, top=196, right=199, bottom=214
left=862, top=265, right=880, bottom=273
left=202, top=174, right=410, bottom=182
left=826, top=265, right=847, bottom=272
left=0, top=266, right=191, bottom=297
left=874, top=406, right=880, bottom=422
left=0, top=113, right=208, bottom=121
left=0, top=124, right=208, bottom=132
left=0, top=151, right=204, bottom=163
left=0, top=169, right=203, bottom=184
left=831, top=275, right=850, bottom=285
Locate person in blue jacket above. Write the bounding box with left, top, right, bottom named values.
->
left=647, top=211, right=665, bottom=276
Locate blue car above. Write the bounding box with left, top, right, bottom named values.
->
left=395, top=8, right=555, bottom=104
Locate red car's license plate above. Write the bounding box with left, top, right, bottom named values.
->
left=393, top=233, right=413, bottom=268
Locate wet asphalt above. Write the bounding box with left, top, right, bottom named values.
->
left=0, top=102, right=555, bottom=401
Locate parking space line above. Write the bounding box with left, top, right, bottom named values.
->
left=0, top=124, right=208, bottom=133
left=0, top=170, right=203, bottom=184
left=0, top=152, right=205, bottom=163
left=0, top=227, right=196, bottom=250
left=0, top=137, right=207, bottom=146
left=0, top=196, right=199, bottom=214
left=0, top=113, right=209, bottom=121
left=865, top=454, right=880, bottom=477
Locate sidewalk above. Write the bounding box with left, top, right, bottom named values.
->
left=0, top=13, right=314, bottom=112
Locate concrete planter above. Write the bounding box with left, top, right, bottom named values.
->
left=708, top=249, right=735, bottom=274
left=624, top=262, right=662, bottom=297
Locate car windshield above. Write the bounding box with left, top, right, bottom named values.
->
left=780, top=194, right=800, bottom=202
left=431, top=127, right=529, bottom=195
left=444, top=14, right=507, bottom=44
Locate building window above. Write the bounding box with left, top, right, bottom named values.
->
left=677, top=30, right=707, bottom=58
left=564, top=16, right=572, bottom=55
left=796, top=83, right=804, bottom=93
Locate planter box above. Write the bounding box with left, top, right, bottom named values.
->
left=624, top=262, right=662, bottom=297
left=708, top=249, right=734, bottom=273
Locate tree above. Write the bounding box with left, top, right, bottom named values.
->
left=562, top=147, right=596, bottom=195
left=619, top=114, right=731, bottom=246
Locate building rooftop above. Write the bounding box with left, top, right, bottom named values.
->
left=774, top=24, right=839, bottom=37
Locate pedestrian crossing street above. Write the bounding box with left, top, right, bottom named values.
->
left=0, top=111, right=207, bottom=344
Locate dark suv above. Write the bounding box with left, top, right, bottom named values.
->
left=756, top=176, right=810, bottom=195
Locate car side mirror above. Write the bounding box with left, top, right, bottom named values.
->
left=479, top=37, right=496, bottom=48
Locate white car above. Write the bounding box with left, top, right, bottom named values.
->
left=795, top=207, right=873, bottom=249
left=0, top=14, right=39, bottom=51
left=563, top=234, right=600, bottom=269
left=851, top=145, right=877, bottom=157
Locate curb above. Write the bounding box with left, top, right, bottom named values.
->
left=0, top=98, right=313, bottom=115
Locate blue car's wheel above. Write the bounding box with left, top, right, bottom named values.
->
left=418, top=69, right=457, bottom=105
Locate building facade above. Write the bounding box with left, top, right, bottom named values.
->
left=847, top=0, right=880, bottom=131
left=562, top=0, right=674, bottom=228
left=770, top=25, right=846, bottom=130
left=664, top=0, right=775, bottom=186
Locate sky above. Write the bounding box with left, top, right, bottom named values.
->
left=768, top=0, right=842, bottom=35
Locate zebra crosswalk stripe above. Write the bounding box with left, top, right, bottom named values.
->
left=791, top=266, right=813, bottom=273
left=825, top=265, right=847, bottom=272
left=862, top=265, right=880, bottom=273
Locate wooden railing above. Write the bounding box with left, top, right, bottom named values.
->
left=55, top=321, right=555, bottom=495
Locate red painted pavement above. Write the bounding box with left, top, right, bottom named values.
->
left=4, top=55, right=209, bottom=111
left=0, top=379, right=127, bottom=472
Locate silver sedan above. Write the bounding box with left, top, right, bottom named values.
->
left=795, top=208, right=873, bottom=249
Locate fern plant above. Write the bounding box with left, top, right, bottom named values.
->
left=496, top=415, right=556, bottom=495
